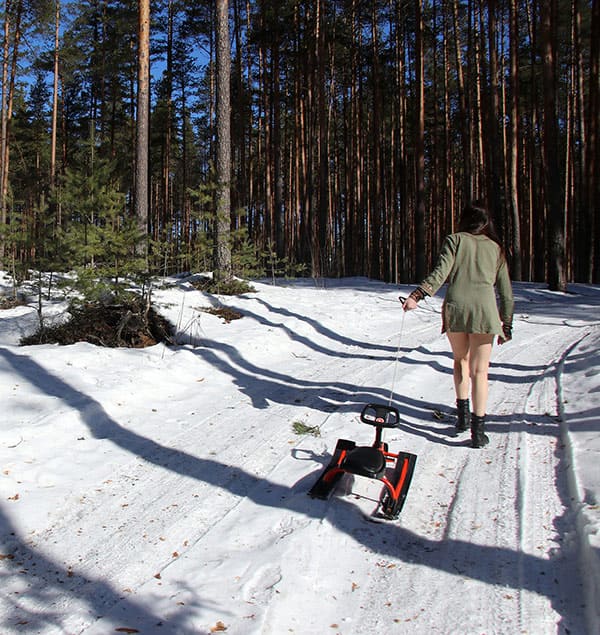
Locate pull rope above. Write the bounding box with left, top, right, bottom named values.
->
left=388, top=302, right=406, bottom=406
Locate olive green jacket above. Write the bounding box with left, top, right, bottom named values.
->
left=419, top=232, right=514, bottom=334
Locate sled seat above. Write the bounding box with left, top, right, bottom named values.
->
left=342, top=446, right=386, bottom=478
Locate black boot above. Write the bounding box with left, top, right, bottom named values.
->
left=456, top=399, right=471, bottom=432
left=471, top=414, right=489, bottom=448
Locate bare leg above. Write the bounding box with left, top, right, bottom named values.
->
left=467, top=334, right=494, bottom=416
left=447, top=332, right=471, bottom=400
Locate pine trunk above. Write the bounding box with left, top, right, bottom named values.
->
left=135, top=0, right=150, bottom=263
left=214, top=0, right=232, bottom=282
left=541, top=0, right=566, bottom=291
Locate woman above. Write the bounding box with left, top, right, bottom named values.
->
left=403, top=201, right=514, bottom=448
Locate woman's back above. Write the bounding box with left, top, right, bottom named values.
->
left=419, top=231, right=511, bottom=335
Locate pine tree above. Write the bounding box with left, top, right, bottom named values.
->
left=213, top=0, right=232, bottom=283
left=59, top=142, right=144, bottom=297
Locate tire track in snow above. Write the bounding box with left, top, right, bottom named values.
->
left=319, top=321, right=591, bottom=635
left=74, top=327, right=432, bottom=634
left=77, top=318, right=586, bottom=635
left=119, top=320, right=446, bottom=635
left=509, top=330, right=592, bottom=634
left=439, top=323, right=588, bottom=635
left=256, top=323, right=453, bottom=634
left=8, top=295, right=591, bottom=635
left=4, top=316, right=429, bottom=634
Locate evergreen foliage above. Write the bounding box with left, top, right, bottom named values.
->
left=59, top=146, right=144, bottom=288
left=0, top=1, right=598, bottom=285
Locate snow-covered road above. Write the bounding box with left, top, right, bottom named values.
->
left=1, top=275, right=598, bottom=634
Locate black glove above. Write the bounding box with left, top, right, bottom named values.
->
left=498, top=323, right=512, bottom=344
left=407, top=287, right=426, bottom=303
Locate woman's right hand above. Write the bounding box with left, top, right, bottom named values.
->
left=403, top=296, right=418, bottom=311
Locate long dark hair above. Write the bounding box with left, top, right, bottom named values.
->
left=458, top=200, right=501, bottom=246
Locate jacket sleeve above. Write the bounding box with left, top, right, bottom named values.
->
left=495, top=257, right=514, bottom=326
left=419, top=234, right=458, bottom=296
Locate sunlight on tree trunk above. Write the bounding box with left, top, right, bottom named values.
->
left=214, top=0, right=232, bottom=283
left=135, top=0, right=150, bottom=265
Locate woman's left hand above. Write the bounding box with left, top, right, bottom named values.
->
left=497, top=324, right=512, bottom=345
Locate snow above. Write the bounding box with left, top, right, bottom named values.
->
left=1, top=271, right=599, bottom=635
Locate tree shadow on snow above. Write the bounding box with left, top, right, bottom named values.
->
left=0, top=347, right=587, bottom=635
left=237, top=296, right=400, bottom=355
left=0, top=506, right=208, bottom=635
left=183, top=336, right=396, bottom=412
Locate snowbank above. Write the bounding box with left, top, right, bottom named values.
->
left=560, top=325, right=600, bottom=634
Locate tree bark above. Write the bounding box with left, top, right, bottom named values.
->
left=0, top=0, right=21, bottom=263
left=541, top=0, right=566, bottom=291
left=414, top=0, right=426, bottom=280
left=585, top=0, right=599, bottom=281
left=135, top=0, right=150, bottom=263
left=50, top=0, right=59, bottom=192
left=214, top=0, right=232, bottom=282
left=508, top=0, right=522, bottom=279
left=0, top=1, right=10, bottom=265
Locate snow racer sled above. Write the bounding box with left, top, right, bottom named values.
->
left=308, top=403, right=417, bottom=519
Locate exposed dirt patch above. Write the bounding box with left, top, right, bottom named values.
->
left=0, top=295, right=27, bottom=310
left=20, top=299, right=174, bottom=348
left=199, top=307, right=243, bottom=323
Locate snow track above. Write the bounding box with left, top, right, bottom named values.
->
left=307, top=320, right=583, bottom=635
left=0, top=280, right=597, bottom=635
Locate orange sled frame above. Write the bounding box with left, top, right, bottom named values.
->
left=308, top=403, right=417, bottom=519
